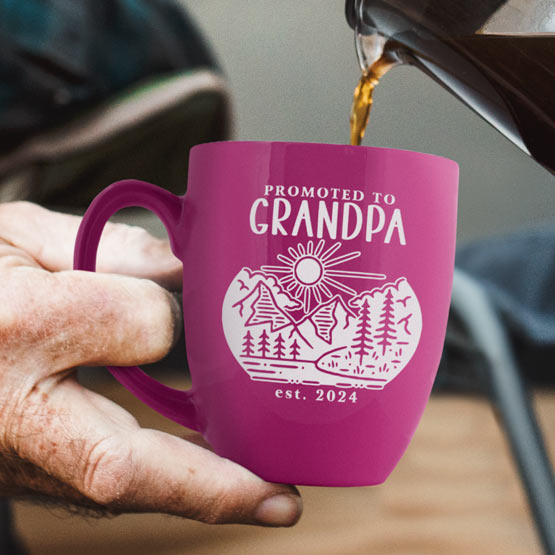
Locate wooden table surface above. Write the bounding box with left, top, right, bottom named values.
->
left=12, top=375, right=554, bottom=555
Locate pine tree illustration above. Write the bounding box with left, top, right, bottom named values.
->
left=241, top=330, right=255, bottom=356
left=274, top=333, right=285, bottom=359
left=258, top=329, right=270, bottom=358
left=352, top=298, right=372, bottom=364
left=374, top=288, right=397, bottom=355
left=290, top=338, right=301, bottom=360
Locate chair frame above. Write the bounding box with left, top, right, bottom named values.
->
left=451, top=270, right=555, bottom=554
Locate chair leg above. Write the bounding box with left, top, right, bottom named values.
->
left=451, top=270, right=555, bottom=554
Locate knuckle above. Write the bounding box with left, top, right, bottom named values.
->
left=0, top=271, right=89, bottom=362
left=80, top=436, right=134, bottom=508
left=104, top=222, right=175, bottom=272
left=200, top=499, right=234, bottom=525
left=0, top=200, right=32, bottom=219
left=10, top=200, right=34, bottom=211
left=193, top=468, right=249, bottom=524
left=44, top=272, right=131, bottom=365
left=107, top=222, right=154, bottom=254
left=0, top=201, right=42, bottom=233
left=0, top=270, right=45, bottom=347
left=56, top=272, right=174, bottom=366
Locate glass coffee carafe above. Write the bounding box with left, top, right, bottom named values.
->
left=345, top=0, right=555, bottom=173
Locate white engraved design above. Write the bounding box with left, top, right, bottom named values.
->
left=222, top=240, right=422, bottom=390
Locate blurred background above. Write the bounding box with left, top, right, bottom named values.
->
left=4, top=1, right=554, bottom=554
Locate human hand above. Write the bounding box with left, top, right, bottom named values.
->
left=0, top=202, right=302, bottom=526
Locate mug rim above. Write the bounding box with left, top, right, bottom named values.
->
left=191, top=140, right=459, bottom=170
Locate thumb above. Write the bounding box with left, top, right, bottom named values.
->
left=117, top=428, right=303, bottom=526
left=14, top=378, right=303, bottom=527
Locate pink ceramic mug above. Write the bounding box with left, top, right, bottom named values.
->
left=74, top=141, right=458, bottom=486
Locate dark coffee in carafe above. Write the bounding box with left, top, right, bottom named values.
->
left=346, top=0, right=554, bottom=172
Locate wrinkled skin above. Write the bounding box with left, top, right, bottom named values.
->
left=0, top=202, right=301, bottom=526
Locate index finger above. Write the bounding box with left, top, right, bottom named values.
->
left=0, top=201, right=182, bottom=290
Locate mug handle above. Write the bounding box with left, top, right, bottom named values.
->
left=73, top=179, right=199, bottom=431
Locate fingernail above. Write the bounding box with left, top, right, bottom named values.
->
left=254, top=494, right=302, bottom=527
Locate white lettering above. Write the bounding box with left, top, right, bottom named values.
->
left=317, top=187, right=329, bottom=199
left=252, top=193, right=406, bottom=245
left=272, top=198, right=291, bottom=235
left=250, top=198, right=268, bottom=234
left=316, top=200, right=338, bottom=239
left=385, top=208, right=406, bottom=244
left=292, top=200, right=314, bottom=237
left=341, top=202, right=363, bottom=240
left=366, top=205, right=385, bottom=241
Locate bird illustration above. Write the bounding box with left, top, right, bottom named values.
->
left=237, top=279, right=249, bottom=291
left=397, top=314, right=412, bottom=335
left=396, top=295, right=411, bottom=307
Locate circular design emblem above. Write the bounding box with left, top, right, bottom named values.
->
left=222, top=240, right=422, bottom=390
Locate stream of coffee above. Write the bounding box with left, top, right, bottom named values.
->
left=349, top=55, right=397, bottom=146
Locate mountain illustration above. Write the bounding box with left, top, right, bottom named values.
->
left=233, top=281, right=294, bottom=332
left=297, top=295, right=356, bottom=344
left=223, top=256, right=423, bottom=390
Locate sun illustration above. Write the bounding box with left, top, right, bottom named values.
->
left=261, top=239, right=386, bottom=313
